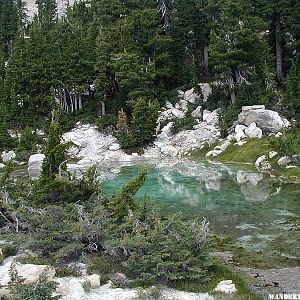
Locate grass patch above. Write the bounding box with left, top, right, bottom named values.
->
left=169, top=261, right=262, bottom=300
left=216, top=138, right=271, bottom=164
left=190, top=142, right=218, bottom=158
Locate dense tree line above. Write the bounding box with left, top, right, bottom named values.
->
left=0, top=0, right=299, bottom=131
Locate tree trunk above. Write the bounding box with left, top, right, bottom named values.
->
left=101, top=101, right=105, bottom=116
left=275, top=16, right=283, bottom=82
left=230, top=89, right=236, bottom=106
left=78, top=93, right=82, bottom=110
left=203, top=45, right=209, bottom=74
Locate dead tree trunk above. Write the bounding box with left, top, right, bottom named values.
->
left=275, top=16, right=283, bottom=82
left=203, top=45, right=209, bottom=74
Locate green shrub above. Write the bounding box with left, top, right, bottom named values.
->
left=17, top=127, right=42, bottom=152
left=32, top=178, right=98, bottom=204
left=0, top=121, right=15, bottom=151
left=7, top=262, right=60, bottom=300
left=115, top=99, right=160, bottom=149
left=115, top=132, right=137, bottom=149
left=97, top=114, right=118, bottom=130
left=270, top=125, right=300, bottom=157
left=121, top=213, right=211, bottom=286
left=219, top=107, right=239, bottom=138
left=171, top=114, right=197, bottom=134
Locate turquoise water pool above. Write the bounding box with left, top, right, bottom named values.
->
left=101, top=159, right=300, bottom=264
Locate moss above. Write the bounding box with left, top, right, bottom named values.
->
left=216, top=138, right=271, bottom=164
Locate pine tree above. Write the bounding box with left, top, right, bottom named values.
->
left=131, top=98, right=160, bottom=146
left=209, top=0, right=271, bottom=106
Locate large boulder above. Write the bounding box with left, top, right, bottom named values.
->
left=0, top=260, right=55, bottom=292
left=28, top=153, right=45, bottom=179
left=1, top=150, right=16, bottom=163
left=238, top=106, right=287, bottom=133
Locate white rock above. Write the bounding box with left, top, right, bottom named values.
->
left=178, top=99, right=189, bottom=111
left=165, top=101, right=174, bottom=109
left=206, top=150, right=222, bottom=158
left=155, top=132, right=170, bottom=148
left=161, top=145, right=178, bottom=157
left=23, top=0, right=75, bottom=20
left=28, top=153, right=46, bottom=179
left=86, top=274, right=101, bottom=289
left=191, top=106, right=203, bottom=119
left=242, top=105, right=265, bottom=111
left=214, top=280, right=237, bottom=294
left=184, top=88, right=200, bottom=103
left=0, top=260, right=55, bottom=291
left=255, top=155, right=272, bottom=172
left=235, top=141, right=247, bottom=146
left=234, top=130, right=247, bottom=142
left=202, top=110, right=212, bottom=121
left=1, top=150, right=16, bottom=162
left=198, top=83, right=212, bottom=102
left=275, top=132, right=283, bottom=138
left=235, top=125, right=247, bottom=133
left=18, top=264, right=55, bottom=285
left=161, top=122, right=174, bottom=137
left=238, top=108, right=287, bottom=133
left=277, top=156, right=292, bottom=168
left=172, top=108, right=186, bottom=119
left=269, top=151, right=278, bottom=159
left=0, top=163, right=5, bottom=169
left=244, top=122, right=263, bottom=138
left=204, top=110, right=219, bottom=125
left=108, top=143, right=121, bottom=151
left=218, top=141, right=231, bottom=152
left=177, top=90, right=185, bottom=99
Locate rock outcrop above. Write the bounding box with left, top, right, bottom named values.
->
left=238, top=105, right=288, bottom=133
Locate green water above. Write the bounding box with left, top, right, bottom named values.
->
left=101, top=159, right=300, bottom=264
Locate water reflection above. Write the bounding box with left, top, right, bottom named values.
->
left=101, top=159, right=300, bottom=260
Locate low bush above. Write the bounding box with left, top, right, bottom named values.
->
left=171, top=113, right=197, bottom=134
left=219, top=107, right=239, bottom=138
left=270, top=125, right=300, bottom=157
left=97, top=114, right=118, bottom=131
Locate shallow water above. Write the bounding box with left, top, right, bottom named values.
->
left=101, top=159, right=300, bottom=264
